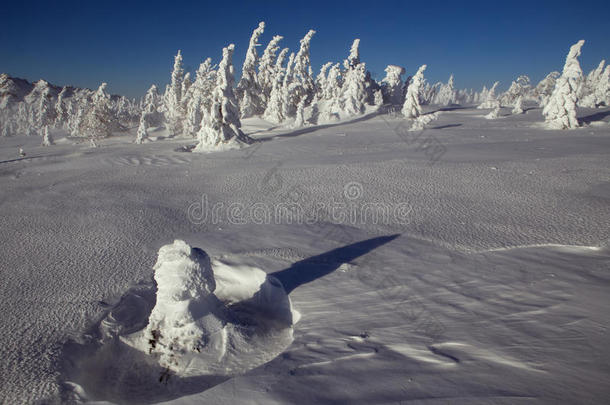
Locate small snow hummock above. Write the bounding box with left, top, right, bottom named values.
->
left=122, top=240, right=296, bottom=377
left=125, top=240, right=222, bottom=373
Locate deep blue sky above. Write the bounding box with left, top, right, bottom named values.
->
left=2, top=0, right=609, bottom=99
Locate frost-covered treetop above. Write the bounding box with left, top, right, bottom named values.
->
left=563, top=40, right=585, bottom=79
left=243, top=21, right=265, bottom=71
left=383, top=65, right=405, bottom=84
left=344, top=39, right=360, bottom=69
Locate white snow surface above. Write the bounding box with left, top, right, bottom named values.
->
left=0, top=106, right=609, bottom=404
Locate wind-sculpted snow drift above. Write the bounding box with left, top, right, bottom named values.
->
left=61, top=240, right=298, bottom=403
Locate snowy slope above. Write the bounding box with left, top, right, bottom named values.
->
left=0, top=106, right=609, bottom=404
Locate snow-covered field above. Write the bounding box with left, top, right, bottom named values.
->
left=1, top=106, right=609, bottom=404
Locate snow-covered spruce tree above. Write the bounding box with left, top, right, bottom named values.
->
left=292, top=98, right=306, bottom=128
left=54, top=87, right=69, bottom=128
left=36, top=84, right=56, bottom=130
left=381, top=65, right=405, bottom=105
left=180, top=72, right=192, bottom=112
left=512, top=96, right=524, bottom=114
left=373, top=89, right=383, bottom=106
left=237, top=22, right=265, bottom=118
left=478, top=81, right=500, bottom=109
left=402, top=64, right=427, bottom=118
left=594, top=65, right=609, bottom=106
left=182, top=59, right=217, bottom=137
left=291, top=30, right=316, bottom=107
left=543, top=40, right=585, bottom=129
left=142, top=84, right=164, bottom=127
left=341, top=63, right=367, bottom=116
left=41, top=125, right=53, bottom=146
left=315, top=62, right=333, bottom=100
left=280, top=52, right=298, bottom=119
left=263, top=48, right=289, bottom=123
left=535, top=72, right=560, bottom=107
left=258, top=35, right=284, bottom=105
left=580, top=62, right=609, bottom=108
left=500, top=75, right=531, bottom=106
left=434, top=75, right=456, bottom=106
left=135, top=113, right=149, bottom=144
left=319, top=63, right=343, bottom=122
left=164, top=50, right=185, bottom=135
left=194, top=44, right=252, bottom=151
left=344, top=39, right=360, bottom=70
left=79, top=83, right=117, bottom=139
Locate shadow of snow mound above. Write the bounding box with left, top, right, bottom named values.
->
left=60, top=240, right=296, bottom=404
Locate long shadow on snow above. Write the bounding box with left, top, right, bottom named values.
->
left=58, top=235, right=398, bottom=403
left=267, top=110, right=381, bottom=140
left=271, top=234, right=400, bottom=294
left=579, top=109, right=610, bottom=124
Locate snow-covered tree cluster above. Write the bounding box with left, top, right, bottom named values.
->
left=2, top=31, right=608, bottom=144
left=0, top=74, right=140, bottom=140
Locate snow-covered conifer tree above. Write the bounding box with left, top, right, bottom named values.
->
left=237, top=22, right=265, bottom=118
left=536, top=72, right=560, bottom=107
left=135, top=114, right=149, bottom=144
left=316, top=62, right=333, bottom=100
left=478, top=81, right=500, bottom=109
left=165, top=50, right=185, bottom=135
left=258, top=35, right=284, bottom=104
left=543, top=40, right=585, bottom=129
left=195, top=44, right=252, bottom=151
left=292, top=99, right=306, bottom=128
left=381, top=65, right=405, bottom=105
left=344, top=39, right=360, bottom=70
left=512, top=96, right=524, bottom=114
left=263, top=48, right=289, bottom=123
left=142, top=84, right=164, bottom=127
left=402, top=64, right=426, bottom=118
left=374, top=89, right=383, bottom=106
left=41, top=126, right=53, bottom=146
left=341, top=63, right=367, bottom=116
left=292, top=30, right=316, bottom=105
left=434, top=75, right=456, bottom=105
left=79, top=83, right=117, bottom=139
left=580, top=61, right=609, bottom=108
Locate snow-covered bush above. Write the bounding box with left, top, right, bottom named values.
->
left=410, top=112, right=439, bottom=131
left=485, top=105, right=501, bottom=119
left=402, top=64, right=426, bottom=118
left=543, top=40, right=585, bottom=129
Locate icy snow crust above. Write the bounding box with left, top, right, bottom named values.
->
left=0, top=106, right=609, bottom=403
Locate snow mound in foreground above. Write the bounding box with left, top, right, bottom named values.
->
left=62, top=240, right=297, bottom=403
